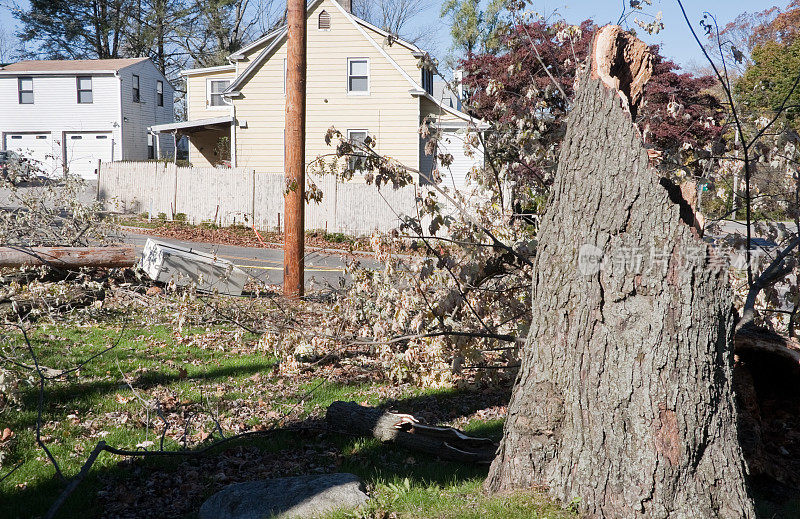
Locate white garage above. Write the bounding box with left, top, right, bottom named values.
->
left=64, top=132, right=114, bottom=179
left=3, top=132, right=59, bottom=176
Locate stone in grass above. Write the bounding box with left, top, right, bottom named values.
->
left=199, top=473, right=368, bottom=519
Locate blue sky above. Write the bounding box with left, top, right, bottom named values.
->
left=0, top=0, right=780, bottom=68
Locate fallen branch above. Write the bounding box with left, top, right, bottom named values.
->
left=45, top=441, right=107, bottom=519
left=1, top=287, right=106, bottom=321
left=325, top=401, right=497, bottom=463
left=737, top=236, right=800, bottom=332
left=735, top=326, right=800, bottom=366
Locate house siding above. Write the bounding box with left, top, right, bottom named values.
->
left=231, top=0, right=421, bottom=174
left=184, top=68, right=234, bottom=167
left=119, top=60, right=175, bottom=160
left=0, top=73, right=123, bottom=174
left=0, top=58, right=175, bottom=176
left=185, top=68, right=236, bottom=121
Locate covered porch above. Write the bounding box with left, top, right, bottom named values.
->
left=150, top=116, right=233, bottom=167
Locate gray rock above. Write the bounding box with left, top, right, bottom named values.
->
left=199, top=473, right=369, bottom=519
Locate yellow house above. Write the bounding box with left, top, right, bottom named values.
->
left=150, top=0, right=479, bottom=185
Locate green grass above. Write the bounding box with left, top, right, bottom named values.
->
left=0, top=323, right=272, bottom=517
left=0, top=319, right=573, bottom=519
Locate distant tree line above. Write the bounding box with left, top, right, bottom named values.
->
left=10, top=0, right=283, bottom=78
left=8, top=0, right=428, bottom=81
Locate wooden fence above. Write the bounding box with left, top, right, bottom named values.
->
left=98, top=162, right=423, bottom=235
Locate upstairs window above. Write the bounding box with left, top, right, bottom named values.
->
left=318, top=10, right=331, bottom=30
left=18, top=77, right=33, bottom=104
left=347, top=58, right=369, bottom=94
left=207, top=79, right=231, bottom=108
left=132, top=74, right=140, bottom=103
left=77, top=76, right=93, bottom=103
left=156, top=80, right=164, bottom=106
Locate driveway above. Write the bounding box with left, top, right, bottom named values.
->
left=123, top=232, right=381, bottom=290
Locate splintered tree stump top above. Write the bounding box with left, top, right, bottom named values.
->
left=485, top=26, right=755, bottom=518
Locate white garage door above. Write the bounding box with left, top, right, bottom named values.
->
left=438, top=130, right=485, bottom=188
left=3, top=132, right=58, bottom=176
left=64, top=132, right=113, bottom=179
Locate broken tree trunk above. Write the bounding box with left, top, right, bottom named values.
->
left=485, top=26, right=755, bottom=518
left=326, top=401, right=497, bottom=463
left=0, top=245, right=135, bottom=269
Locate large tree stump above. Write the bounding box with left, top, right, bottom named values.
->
left=485, top=26, right=755, bottom=518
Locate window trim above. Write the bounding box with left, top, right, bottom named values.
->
left=318, top=9, right=331, bottom=30
left=346, top=129, right=370, bottom=172
left=346, top=57, right=370, bottom=96
left=156, top=80, right=164, bottom=107
left=77, top=76, right=93, bottom=104
left=18, top=77, right=34, bottom=104
left=206, top=78, right=232, bottom=109
left=132, top=74, right=140, bottom=103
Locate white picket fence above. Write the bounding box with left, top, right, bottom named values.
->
left=98, top=162, right=423, bottom=235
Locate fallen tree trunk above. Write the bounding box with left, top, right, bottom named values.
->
left=325, top=401, right=497, bottom=463
left=0, top=245, right=135, bottom=269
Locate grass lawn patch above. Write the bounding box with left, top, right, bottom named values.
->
left=0, top=311, right=572, bottom=519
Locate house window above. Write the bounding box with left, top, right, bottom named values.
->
left=318, top=10, right=331, bottom=30
left=77, top=76, right=93, bottom=103
left=347, top=58, right=369, bottom=94
left=421, top=69, right=433, bottom=95
left=18, top=77, right=33, bottom=104
left=132, top=74, right=140, bottom=103
left=156, top=80, right=164, bottom=107
left=347, top=129, right=369, bottom=172
left=207, top=79, right=231, bottom=108
left=148, top=134, right=155, bottom=159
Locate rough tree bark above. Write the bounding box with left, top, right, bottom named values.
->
left=485, top=26, right=755, bottom=518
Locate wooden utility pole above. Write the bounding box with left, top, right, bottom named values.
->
left=284, top=0, right=307, bottom=297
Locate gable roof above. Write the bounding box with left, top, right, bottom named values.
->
left=229, top=28, right=285, bottom=61
left=224, top=0, right=424, bottom=95
left=0, top=57, right=149, bottom=74
left=351, top=17, right=420, bottom=53
left=228, top=2, right=419, bottom=63
left=181, top=64, right=236, bottom=77
left=420, top=92, right=487, bottom=129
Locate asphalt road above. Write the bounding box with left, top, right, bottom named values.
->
left=123, top=232, right=381, bottom=290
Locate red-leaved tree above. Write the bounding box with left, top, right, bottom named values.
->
left=459, top=18, right=724, bottom=207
